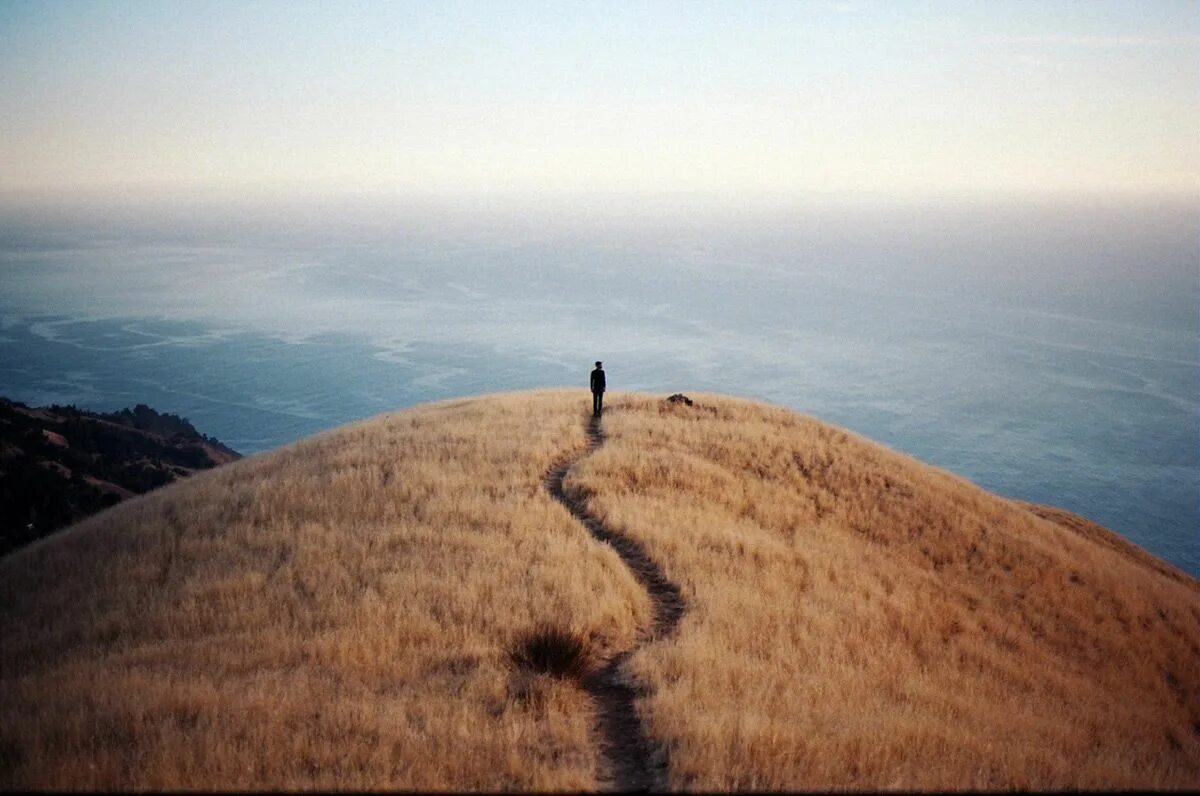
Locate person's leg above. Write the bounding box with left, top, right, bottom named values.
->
left=597, top=392, right=603, bottom=416
left=592, top=392, right=598, bottom=415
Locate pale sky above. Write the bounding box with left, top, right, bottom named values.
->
left=0, top=0, right=1196, bottom=200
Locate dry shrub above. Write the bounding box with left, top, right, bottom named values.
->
left=509, top=626, right=597, bottom=680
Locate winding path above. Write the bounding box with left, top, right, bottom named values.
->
left=544, top=412, right=686, bottom=792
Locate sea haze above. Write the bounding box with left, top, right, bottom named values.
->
left=0, top=194, right=1196, bottom=575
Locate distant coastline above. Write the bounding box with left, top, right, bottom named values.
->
left=0, top=397, right=239, bottom=556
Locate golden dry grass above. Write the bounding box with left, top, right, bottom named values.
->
left=0, top=391, right=651, bottom=790
left=571, top=393, right=1200, bottom=790
left=2, top=389, right=1197, bottom=790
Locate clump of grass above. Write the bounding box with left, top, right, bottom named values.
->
left=509, top=626, right=596, bottom=680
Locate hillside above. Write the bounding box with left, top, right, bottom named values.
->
left=0, top=390, right=1196, bottom=790
left=0, top=398, right=240, bottom=556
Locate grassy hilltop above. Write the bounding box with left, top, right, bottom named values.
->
left=1, top=390, right=1197, bottom=790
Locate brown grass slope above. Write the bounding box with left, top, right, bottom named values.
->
left=1, top=390, right=1197, bottom=790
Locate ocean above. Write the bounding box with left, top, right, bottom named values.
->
left=1, top=194, right=1196, bottom=575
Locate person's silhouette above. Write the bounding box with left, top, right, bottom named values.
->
left=590, top=361, right=606, bottom=417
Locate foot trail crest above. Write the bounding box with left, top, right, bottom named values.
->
left=544, top=412, right=686, bottom=792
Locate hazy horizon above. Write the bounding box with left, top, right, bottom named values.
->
left=2, top=0, right=1197, bottom=200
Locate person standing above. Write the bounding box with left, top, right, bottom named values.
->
left=590, top=361, right=606, bottom=417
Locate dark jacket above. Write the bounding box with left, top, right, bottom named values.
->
left=590, top=368, right=606, bottom=394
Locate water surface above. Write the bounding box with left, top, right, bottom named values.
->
left=1, top=196, right=1195, bottom=574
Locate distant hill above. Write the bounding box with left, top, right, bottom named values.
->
left=0, top=398, right=239, bottom=555
left=0, top=390, right=1195, bottom=790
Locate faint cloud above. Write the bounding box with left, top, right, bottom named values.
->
left=982, top=33, right=1200, bottom=48
left=825, top=1, right=858, bottom=13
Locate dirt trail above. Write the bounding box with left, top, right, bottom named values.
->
left=545, top=412, right=686, bottom=792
